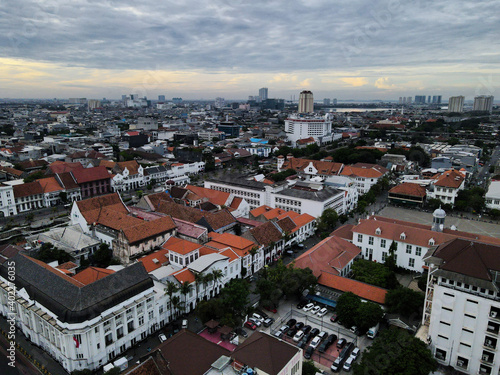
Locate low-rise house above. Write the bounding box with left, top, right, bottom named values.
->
left=486, top=180, right=500, bottom=210
left=340, top=163, right=388, bottom=194
left=0, top=183, right=16, bottom=217
left=388, top=182, right=427, bottom=206
left=72, top=166, right=112, bottom=199
left=427, top=169, right=466, bottom=206
left=13, top=181, right=44, bottom=213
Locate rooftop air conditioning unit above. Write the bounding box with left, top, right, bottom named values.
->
left=152, top=258, right=159, bottom=264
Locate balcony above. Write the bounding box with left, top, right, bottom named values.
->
left=487, top=322, right=500, bottom=335
left=484, top=337, right=497, bottom=350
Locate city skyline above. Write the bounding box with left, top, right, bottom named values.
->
left=1, top=0, right=499, bottom=100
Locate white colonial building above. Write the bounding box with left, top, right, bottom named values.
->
left=423, top=238, right=500, bottom=375
left=0, top=183, right=16, bottom=217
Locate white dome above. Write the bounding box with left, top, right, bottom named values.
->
left=433, top=207, right=446, bottom=219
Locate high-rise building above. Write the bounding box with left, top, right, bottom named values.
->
left=158, top=95, right=165, bottom=102
left=323, top=98, right=331, bottom=105
left=407, top=97, right=412, bottom=104
left=415, top=95, right=426, bottom=104
left=402, top=97, right=407, bottom=104
left=298, top=90, right=314, bottom=113
left=333, top=98, right=337, bottom=105
left=428, top=95, right=431, bottom=104
left=259, top=87, right=268, bottom=101
left=215, top=97, right=225, bottom=108
left=121, top=95, right=127, bottom=102
left=448, top=96, right=465, bottom=113
left=473, top=95, right=494, bottom=113
left=437, top=95, right=442, bottom=104
left=87, top=99, right=101, bottom=110
left=399, top=97, right=403, bottom=105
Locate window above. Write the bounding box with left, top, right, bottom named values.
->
left=116, top=327, right=124, bottom=339
left=368, top=236, right=374, bottom=245
left=381, top=239, right=386, bottom=248
left=105, top=334, right=113, bottom=346
left=138, top=316, right=144, bottom=325
left=382, top=252, right=387, bottom=261
left=408, top=258, right=415, bottom=268
left=357, top=234, right=363, bottom=242
left=435, top=348, right=447, bottom=361
left=406, top=245, right=412, bottom=254
left=400, top=232, right=406, bottom=240
left=416, top=247, right=422, bottom=256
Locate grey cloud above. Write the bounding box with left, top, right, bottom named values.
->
left=0, top=0, right=498, bottom=74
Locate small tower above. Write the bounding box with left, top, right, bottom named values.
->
left=277, top=155, right=285, bottom=172
left=432, top=207, right=446, bottom=232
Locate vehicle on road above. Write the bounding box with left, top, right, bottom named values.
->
left=286, top=318, right=297, bottom=328
left=236, top=327, right=248, bottom=337
left=302, top=325, right=312, bottom=334
left=159, top=333, right=167, bottom=343
left=367, top=323, right=379, bottom=339
left=297, top=300, right=309, bottom=309
left=336, top=338, right=346, bottom=348
left=310, top=328, right=320, bottom=337
left=251, top=313, right=265, bottom=323
left=264, top=305, right=277, bottom=313
left=330, top=313, right=339, bottom=322
left=181, top=319, right=188, bottom=329
left=298, top=334, right=311, bottom=349
left=274, top=325, right=289, bottom=337
left=343, top=356, right=354, bottom=372
left=350, top=347, right=360, bottom=360
left=295, top=322, right=305, bottom=330
left=248, top=317, right=261, bottom=327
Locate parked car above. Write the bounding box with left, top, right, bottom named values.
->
left=303, top=303, right=315, bottom=312
left=349, top=326, right=359, bottom=335
left=317, top=331, right=328, bottom=340
left=330, top=313, right=339, bottom=323
left=343, top=356, right=354, bottom=372
left=158, top=333, right=167, bottom=343
left=336, top=338, right=346, bottom=349
left=297, top=335, right=310, bottom=349
left=181, top=319, right=188, bottom=329
left=244, top=321, right=257, bottom=330
left=295, top=322, right=305, bottom=330
left=331, top=357, right=343, bottom=372
left=318, top=334, right=336, bottom=353
left=263, top=317, right=274, bottom=327
left=309, top=336, right=322, bottom=349
left=264, top=305, right=278, bottom=313
left=236, top=327, right=248, bottom=337
left=310, top=328, right=320, bottom=337
left=287, top=327, right=298, bottom=337
left=326, top=334, right=337, bottom=345
left=286, top=318, right=297, bottom=328
left=255, top=309, right=269, bottom=319
left=248, top=317, right=261, bottom=327
left=311, top=305, right=321, bottom=314
left=293, top=330, right=305, bottom=342
left=304, top=346, right=314, bottom=359
left=251, top=313, right=265, bottom=323
left=317, top=307, right=328, bottom=317
left=350, top=347, right=360, bottom=360
left=297, top=300, right=309, bottom=309
left=302, top=325, right=312, bottom=334
left=274, top=325, right=289, bottom=337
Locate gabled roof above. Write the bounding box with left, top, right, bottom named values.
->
left=433, top=169, right=465, bottom=188
left=138, top=249, right=170, bottom=273
left=57, top=172, right=79, bottom=189
left=173, top=268, right=195, bottom=283
left=276, top=216, right=297, bottom=233
left=185, top=185, right=230, bottom=206
left=72, top=166, right=110, bottom=183
left=75, top=193, right=128, bottom=224
left=162, top=237, right=201, bottom=255
left=250, top=205, right=273, bottom=218
left=208, top=232, right=256, bottom=252
left=72, top=267, right=115, bottom=285
left=37, top=176, right=64, bottom=193
left=122, top=216, right=176, bottom=244
left=281, top=157, right=343, bottom=176
left=232, top=332, right=300, bottom=375
left=48, top=161, right=84, bottom=174
left=340, top=164, right=387, bottom=178
left=13, top=181, right=43, bottom=197
left=294, top=236, right=361, bottom=277
left=318, top=272, right=387, bottom=304
left=389, top=183, right=427, bottom=197
left=249, top=221, right=283, bottom=246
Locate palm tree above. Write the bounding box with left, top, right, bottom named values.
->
left=171, top=296, right=183, bottom=318
left=248, top=246, right=259, bottom=274
left=164, top=281, right=179, bottom=320
left=194, top=273, right=203, bottom=302
left=179, top=281, right=193, bottom=314
left=210, top=269, right=224, bottom=295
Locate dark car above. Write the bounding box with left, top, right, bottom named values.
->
left=287, top=327, right=298, bottom=337
left=326, top=334, right=337, bottom=345
left=255, top=309, right=269, bottom=319
left=297, top=300, right=309, bottom=309
left=310, top=328, right=320, bottom=337
left=235, top=327, right=248, bottom=337
left=330, top=313, right=339, bottom=323
left=297, top=333, right=312, bottom=348
left=295, top=322, right=305, bottom=330
left=302, top=325, right=312, bottom=334
left=286, top=319, right=297, bottom=328
left=304, top=346, right=314, bottom=359
left=336, top=338, right=346, bottom=349
left=318, top=334, right=337, bottom=353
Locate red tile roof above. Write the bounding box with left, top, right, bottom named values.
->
left=162, top=237, right=201, bottom=255
left=13, top=181, right=43, bottom=197
left=294, top=236, right=361, bottom=277
left=185, top=185, right=230, bottom=206
left=341, top=165, right=387, bottom=178
left=72, top=166, right=110, bottom=183
left=76, top=193, right=128, bottom=224
left=281, top=157, right=343, bottom=176
left=122, top=216, right=176, bottom=244
left=389, top=183, right=427, bottom=197
left=208, top=232, right=256, bottom=252
left=37, top=176, right=64, bottom=193
left=173, top=268, right=195, bottom=283
left=433, top=169, right=465, bottom=188
left=318, top=273, right=387, bottom=304
left=48, top=161, right=84, bottom=174
left=72, top=267, right=115, bottom=285
left=250, top=205, right=273, bottom=218
left=139, top=249, right=170, bottom=273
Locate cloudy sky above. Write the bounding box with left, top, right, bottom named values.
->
left=1, top=0, right=499, bottom=100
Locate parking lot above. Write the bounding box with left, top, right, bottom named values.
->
left=252, top=300, right=372, bottom=373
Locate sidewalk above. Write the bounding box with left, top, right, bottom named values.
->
left=0, top=316, right=67, bottom=375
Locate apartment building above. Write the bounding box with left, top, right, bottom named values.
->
left=423, top=238, right=500, bottom=375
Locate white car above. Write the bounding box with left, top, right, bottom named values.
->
left=158, top=333, right=167, bottom=343
left=303, top=303, right=315, bottom=312
left=317, top=307, right=328, bottom=317
left=293, top=330, right=305, bottom=342
left=249, top=317, right=262, bottom=327
left=311, top=305, right=321, bottom=314
left=309, top=336, right=321, bottom=349
left=251, top=313, right=264, bottom=323
left=350, top=347, right=360, bottom=360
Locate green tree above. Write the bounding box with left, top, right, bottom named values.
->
left=220, top=279, right=250, bottom=317
left=385, top=287, right=425, bottom=318
left=385, top=241, right=397, bottom=272
left=302, top=360, right=320, bottom=375
left=91, top=243, right=114, bottom=267
left=195, top=299, right=225, bottom=323
left=336, top=292, right=361, bottom=328
left=171, top=295, right=183, bottom=318
left=103, top=368, right=121, bottom=375
left=351, top=259, right=398, bottom=289
left=355, top=301, right=384, bottom=333
left=317, top=208, right=338, bottom=238
left=164, top=281, right=179, bottom=320
left=353, top=328, right=437, bottom=375
left=36, top=243, right=73, bottom=264
left=179, top=281, right=193, bottom=314
left=210, top=268, right=224, bottom=295
left=23, top=171, right=45, bottom=183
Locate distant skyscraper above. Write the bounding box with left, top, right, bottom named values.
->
left=428, top=95, right=431, bottom=104
left=402, top=97, right=407, bottom=104
left=88, top=99, right=101, bottom=110
left=259, top=87, right=268, bottom=101
left=432, top=96, right=438, bottom=104
left=158, top=95, right=165, bottom=102
left=437, top=95, right=442, bottom=104
left=473, top=95, right=494, bottom=113
left=399, top=97, right=403, bottom=105
left=448, top=96, right=465, bottom=113
left=248, top=96, right=255, bottom=101
left=298, top=90, right=314, bottom=113
left=407, top=97, right=412, bottom=104
left=415, top=95, right=426, bottom=104
left=121, top=95, right=127, bottom=101
left=215, top=97, right=225, bottom=108
left=323, top=98, right=331, bottom=105
left=333, top=98, right=337, bottom=105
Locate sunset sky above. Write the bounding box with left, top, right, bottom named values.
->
left=1, top=0, right=499, bottom=100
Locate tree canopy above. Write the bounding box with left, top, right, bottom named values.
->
left=385, top=287, right=425, bottom=319
left=316, top=208, right=338, bottom=238
left=351, top=259, right=398, bottom=289
left=336, top=292, right=362, bottom=328
left=353, top=328, right=437, bottom=375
